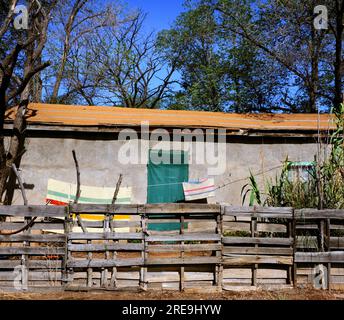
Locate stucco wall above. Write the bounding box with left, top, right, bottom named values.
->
left=10, top=135, right=319, bottom=205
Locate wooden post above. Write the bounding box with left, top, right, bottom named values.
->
left=109, top=174, right=122, bottom=289
left=21, top=217, right=30, bottom=291
left=62, top=206, right=70, bottom=286
left=101, top=214, right=110, bottom=288
left=215, top=211, right=223, bottom=289
left=67, top=205, right=74, bottom=287
left=286, top=219, right=293, bottom=285
left=292, top=211, right=297, bottom=288
left=326, top=219, right=331, bottom=252
left=180, top=214, right=185, bottom=291
left=140, top=212, right=147, bottom=291
left=319, top=220, right=325, bottom=252
left=87, top=235, right=93, bottom=288
left=110, top=216, right=118, bottom=288
left=318, top=219, right=326, bottom=289
left=326, top=218, right=331, bottom=291
left=251, top=218, right=257, bottom=287
left=11, top=164, right=29, bottom=290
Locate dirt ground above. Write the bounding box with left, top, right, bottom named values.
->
left=0, top=289, right=344, bottom=300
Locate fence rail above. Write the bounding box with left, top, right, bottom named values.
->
left=0, top=204, right=344, bottom=292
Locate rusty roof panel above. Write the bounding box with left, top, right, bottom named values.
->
left=4, top=103, right=335, bottom=132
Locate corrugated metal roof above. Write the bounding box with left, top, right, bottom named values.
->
left=4, top=103, right=335, bottom=132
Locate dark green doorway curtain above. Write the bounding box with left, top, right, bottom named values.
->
left=147, top=150, right=189, bottom=231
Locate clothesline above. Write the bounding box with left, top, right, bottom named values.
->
left=128, top=164, right=284, bottom=190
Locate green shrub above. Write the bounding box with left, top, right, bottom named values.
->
left=241, top=104, right=344, bottom=210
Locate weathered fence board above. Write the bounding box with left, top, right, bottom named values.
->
left=295, top=209, right=344, bottom=220
left=68, top=243, right=144, bottom=252
left=0, top=222, right=64, bottom=230
left=146, top=244, right=222, bottom=252
left=0, top=206, right=66, bottom=217
left=146, top=257, right=221, bottom=265
left=0, top=260, right=63, bottom=269
left=146, top=234, right=221, bottom=242
left=0, top=247, right=65, bottom=255
left=0, top=234, right=65, bottom=243
left=68, top=233, right=144, bottom=240
left=223, top=206, right=293, bottom=219
left=67, top=258, right=144, bottom=268
left=223, top=247, right=293, bottom=255
left=222, top=237, right=293, bottom=246
left=295, top=252, right=344, bottom=263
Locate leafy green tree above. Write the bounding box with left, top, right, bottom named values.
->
left=211, top=0, right=344, bottom=112
left=158, top=3, right=231, bottom=112
left=159, top=1, right=293, bottom=113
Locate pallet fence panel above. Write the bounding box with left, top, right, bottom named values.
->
left=144, top=205, right=221, bottom=292
left=222, top=206, right=294, bottom=291
left=294, top=209, right=344, bottom=290
left=0, top=206, right=66, bottom=291
left=1, top=204, right=344, bottom=292
left=64, top=205, right=144, bottom=291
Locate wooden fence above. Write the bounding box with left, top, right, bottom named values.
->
left=222, top=206, right=294, bottom=291
left=0, top=204, right=344, bottom=292
left=295, top=209, right=344, bottom=290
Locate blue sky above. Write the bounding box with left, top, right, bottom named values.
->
left=124, top=0, right=185, bottom=32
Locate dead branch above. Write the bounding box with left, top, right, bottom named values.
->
left=112, top=174, right=123, bottom=205
left=72, top=149, right=87, bottom=233
left=72, top=149, right=81, bottom=204
left=11, top=164, right=27, bottom=205
left=0, top=164, right=37, bottom=236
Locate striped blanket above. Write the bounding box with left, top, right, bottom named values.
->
left=182, top=178, right=216, bottom=201
left=46, top=179, right=132, bottom=222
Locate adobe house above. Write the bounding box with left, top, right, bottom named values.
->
left=4, top=103, right=333, bottom=206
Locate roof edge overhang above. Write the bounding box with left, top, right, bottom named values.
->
left=3, top=121, right=332, bottom=139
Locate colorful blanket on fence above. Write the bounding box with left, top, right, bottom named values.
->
left=46, top=179, right=132, bottom=222
left=182, top=178, right=216, bottom=201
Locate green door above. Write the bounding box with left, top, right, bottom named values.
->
left=147, top=150, right=189, bottom=231
left=147, top=150, right=188, bottom=204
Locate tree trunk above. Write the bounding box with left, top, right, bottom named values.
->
left=0, top=90, right=29, bottom=205
left=50, top=0, right=87, bottom=103
left=1, top=42, right=33, bottom=204
left=31, top=56, right=43, bottom=103
left=0, top=0, right=51, bottom=204
left=0, top=137, right=9, bottom=204
left=3, top=90, right=29, bottom=205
